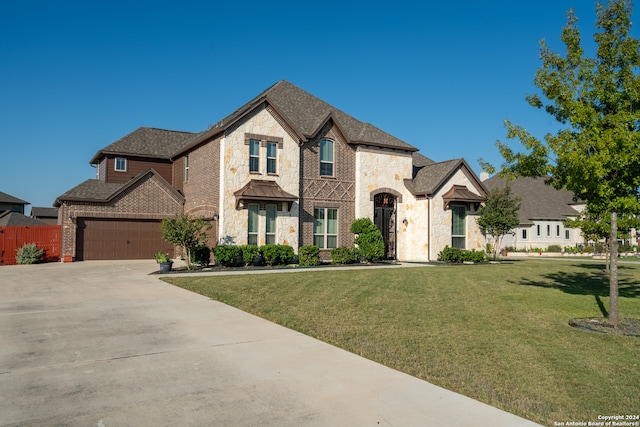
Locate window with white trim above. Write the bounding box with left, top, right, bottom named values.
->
left=267, top=142, right=277, bottom=174
left=556, top=225, right=561, bottom=237
left=314, top=207, right=338, bottom=248
left=184, top=155, right=189, bottom=182
left=249, top=140, right=260, bottom=173
left=536, top=225, right=541, bottom=236
left=115, top=157, right=126, bottom=172
left=522, top=229, right=528, bottom=240
left=248, top=203, right=259, bottom=245
left=266, top=204, right=277, bottom=245
left=320, top=138, right=334, bottom=177
left=565, top=229, right=570, bottom=240
left=546, top=224, right=551, bottom=237
left=451, top=205, right=466, bottom=249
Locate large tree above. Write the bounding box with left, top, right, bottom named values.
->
left=477, top=186, right=521, bottom=260
left=491, top=0, right=640, bottom=325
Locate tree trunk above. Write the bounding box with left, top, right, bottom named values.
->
left=609, top=211, right=619, bottom=325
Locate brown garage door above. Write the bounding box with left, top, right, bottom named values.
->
left=76, top=218, right=173, bottom=261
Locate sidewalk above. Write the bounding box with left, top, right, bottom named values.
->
left=0, top=260, right=542, bottom=426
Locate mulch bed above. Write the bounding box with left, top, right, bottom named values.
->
left=149, top=261, right=402, bottom=275
left=569, top=317, right=640, bottom=337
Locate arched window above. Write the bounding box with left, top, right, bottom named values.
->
left=320, top=138, right=334, bottom=176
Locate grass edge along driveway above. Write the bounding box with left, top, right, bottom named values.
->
left=162, top=260, right=640, bottom=426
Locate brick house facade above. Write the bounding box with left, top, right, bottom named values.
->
left=56, top=81, right=488, bottom=262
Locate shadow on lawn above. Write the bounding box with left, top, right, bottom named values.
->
left=513, top=263, right=640, bottom=317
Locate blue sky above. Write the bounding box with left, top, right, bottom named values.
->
left=1, top=1, right=634, bottom=212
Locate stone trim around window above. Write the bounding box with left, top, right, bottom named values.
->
left=244, top=133, right=284, bottom=148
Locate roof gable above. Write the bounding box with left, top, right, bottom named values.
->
left=407, top=158, right=486, bottom=197
left=176, top=81, right=418, bottom=156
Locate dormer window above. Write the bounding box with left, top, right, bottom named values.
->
left=320, top=138, right=334, bottom=177
left=115, top=157, right=127, bottom=172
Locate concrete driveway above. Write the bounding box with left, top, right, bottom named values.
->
left=0, top=260, right=541, bottom=426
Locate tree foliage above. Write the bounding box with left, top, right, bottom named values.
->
left=477, top=186, right=521, bottom=260
left=485, top=0, right=640, bottom=324
left=160, top=214, right=212, bottom=268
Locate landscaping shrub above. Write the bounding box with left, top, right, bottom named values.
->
left=437, top=246, right=485, bottom=263
left=240, top=244, right=260, bottom=265
left=350, top=218, right=384, bottom=262
left=547, top=244, right=562, bottom=253
left=192, top=245, right=211, bottom=267
left=16, top=243, right=44, bottom=265
left=213, top=245, right=243, bottom=267
left=594, top=243, right=605, bottom=253
left=464, top=249, right=486, bottom=263
left=330, top=246, right=359, bottom=264
left=261, top=244, right=294, bottom=266
left=582, top=245, right=595, bottom=253
left=298, top=245, right=320, bottom=266
left=437, top=246, right=465, bottom=263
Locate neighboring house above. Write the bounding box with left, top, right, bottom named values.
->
left=0, top=210, right=46, bottom=226
left=482, top=175, right=585, bottom=250
left=56, top=80, right=487, bottom=262
left=30, top=207, right=58, bottom=225
left=0, top=191, right=29, bottom=214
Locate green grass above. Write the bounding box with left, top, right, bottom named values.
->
left=162, top=260, right=640, bottom=425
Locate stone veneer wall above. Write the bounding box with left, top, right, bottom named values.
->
left=355, top=146, right=416, bottom=261
left=300, top=123, right=356, bottom=259
left=219, top=105, right=300, bottom=248
left=59, top=173, right=184, bottom=260
left=429, top=168, right=485, bottom=260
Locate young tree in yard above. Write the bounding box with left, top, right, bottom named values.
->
left=160, top=214, right=212, bottom=268
left=485, top=0, right=640, bottom=325
left=477, top=186, right=521, bottom=260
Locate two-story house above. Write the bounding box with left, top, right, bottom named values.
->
left=56, top=81, right=487, bottom=262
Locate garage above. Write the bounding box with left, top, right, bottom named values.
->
left=75, top=218, right=173, bottom=261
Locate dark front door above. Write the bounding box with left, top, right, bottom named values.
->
left=374, top=193, right=396, bottom=259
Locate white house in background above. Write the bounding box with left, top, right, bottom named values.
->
left=482, top=175, right=586, bottom=251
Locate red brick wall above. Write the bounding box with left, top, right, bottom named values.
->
left=181, top=137, right=221, bottom=248
left=59, top=173, right=184, bottom=260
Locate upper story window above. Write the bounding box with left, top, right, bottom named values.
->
left=115, top=157, right=127, bottom=172
left=320, top=138, right=334, bottom=177
left=184, top=155, right=189, bottom=182
left=249, top=140, right=260, bottom=173
left=267, top=142, right=278, bottom=174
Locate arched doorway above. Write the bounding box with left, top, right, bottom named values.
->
left=374, top=193, right=396, bottom=259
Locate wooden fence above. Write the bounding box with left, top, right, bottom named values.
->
left=0, top=225, right=61, bottom=265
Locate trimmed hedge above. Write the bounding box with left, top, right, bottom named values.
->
left=298, top=245, right=320, bottom=266
left=437, top=246, right=486, bottom=263
left=330, top=246, right=359, bottom=264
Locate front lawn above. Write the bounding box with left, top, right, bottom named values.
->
left=162, top=260, right=640, bottom=425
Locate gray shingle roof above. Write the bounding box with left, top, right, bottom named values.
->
left=483, top=175, right=581, bottom=225
left=408, top=158, right=465, bottom=195
left=89, top=127, right=198, bottom=164
left=177, top=80, right=417, bottom=155
left=55, top=169, right=184, bottom=206
left=30, top=207, right=58, bottom=218
left=0, top=211, right=46, bottom=226
left=0, top=191, right=29, bottom=205
left=55, top=179, right=125, bottom=203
